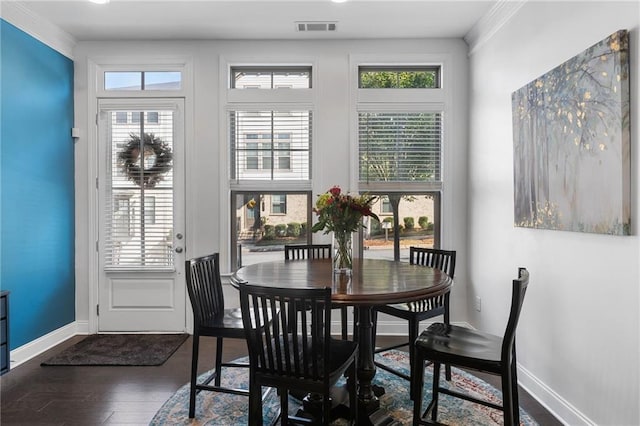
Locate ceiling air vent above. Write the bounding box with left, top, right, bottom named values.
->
left=296, top=22, right=337, bottom=32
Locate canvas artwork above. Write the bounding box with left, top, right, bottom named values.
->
left=512, top=29, right=630, bottom=235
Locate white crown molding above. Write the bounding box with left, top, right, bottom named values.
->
left=0, top=2, right=76, bottom=59
left=464, top=0, right=527, bottom=56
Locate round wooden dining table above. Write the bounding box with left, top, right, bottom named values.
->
left=231, top=257, right=453, bottom=422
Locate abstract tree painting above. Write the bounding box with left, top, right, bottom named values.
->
left=512, top=30, right=630, bottom=235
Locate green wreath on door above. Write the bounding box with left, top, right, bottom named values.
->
left=118, top=133, right=173, bottom=188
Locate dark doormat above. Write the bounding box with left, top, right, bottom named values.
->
left=41, top=333, right=189, bottom=366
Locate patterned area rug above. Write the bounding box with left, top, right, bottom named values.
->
left=41, top=334, right=189, bottom=366
left=151, top=349, right=539, bottom=425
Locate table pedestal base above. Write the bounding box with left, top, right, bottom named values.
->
left=295, top=305, right=402, bottom=425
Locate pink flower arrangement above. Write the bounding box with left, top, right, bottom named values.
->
left=311, top=186, right=379, bottom=234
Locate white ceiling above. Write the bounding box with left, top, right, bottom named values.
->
left=14, top=0, right=499, bottom=41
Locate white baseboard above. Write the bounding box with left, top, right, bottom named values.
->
left=373, top=318, right=470, bottom=336
left=9, top=321, right=89, bottom=370
left=518, top=363, right=593, bottom=426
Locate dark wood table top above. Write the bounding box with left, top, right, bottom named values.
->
left=231, top=258, right=453, bottom=306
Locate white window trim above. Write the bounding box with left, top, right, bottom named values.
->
left=85, top=56, right=194, bottom=334
left=219, top=56, right=318, bottom=271
left=95, top=61, right=191, bottom=98
left=349, top=53, right=454, bottom=249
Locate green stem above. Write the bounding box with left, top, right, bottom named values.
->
left=334, top=230, right=353, bottom=271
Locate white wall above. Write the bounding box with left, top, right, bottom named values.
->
left=468, top=2, right=639, bottom=425
left=73, top=38, right=470, bottom=331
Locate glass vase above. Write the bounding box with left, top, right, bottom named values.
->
left=333, top=230, right=353, bottom=275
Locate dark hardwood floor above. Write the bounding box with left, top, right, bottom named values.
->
left=0, top=335, right=560, bottom=425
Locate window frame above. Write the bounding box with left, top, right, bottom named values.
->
left=351, top=56, right=450, bottom=255
left=230, top=66, right=312, bottom=89
left=358, top=65, right=441, bottom=89
left=104, top=70, right=182, bottom=91
left=224, top=61, right=317, bottom=271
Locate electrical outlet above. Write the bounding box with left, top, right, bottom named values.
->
left=475, top=296, right=481, bottom=312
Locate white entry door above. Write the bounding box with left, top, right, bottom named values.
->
left=97, top=98, right=186, bottom=332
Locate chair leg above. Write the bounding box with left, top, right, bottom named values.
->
left=371, top=309, right=378, bottom=348
left=188, top=334, right=200, bottom=418
left=248, top=378, right=263, bottom=425
left=511, top=350, right=521, bottom=426
left=214, top=338, right=223, bottom=387
left=353, top=309, right=360, bottom=342
left=412, top=354, right=426, bottom=426
left=408, top=319, right=419, bottom=400
left=341, top=306, right=348, bottom=340
left=323, top=392, right=331, bottom=425
left=502, top=372, right=514, bottom=426
left=444, top=296, right=452, bottom=381
left=509, top=359, right=520, bottom=426
left=431, top=362, right=441, bottom=423
left=281, top=388, right=289, bottom=425
left=348, top=360, right=358, bottom=426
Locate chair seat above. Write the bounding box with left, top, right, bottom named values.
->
left=326, top=338, right=359, bottom=381
left=258, top=338, right=358, bottom=387
left=198, top=308, right=246, bottom=338
left=415, top=323, right=503, bottom=374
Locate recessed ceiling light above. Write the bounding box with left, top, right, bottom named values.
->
left=89, top=0, right=110, bottom=4
left=331, top=0, right=348, bottom=3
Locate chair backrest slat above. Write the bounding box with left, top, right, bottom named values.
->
left=239, top=283, right=332, bottom=383
left=409, top=247, right=456, bottom=279
left=284, top=244, right=332, bottom=260
left=408, top=247, right=456, bottom=313
left=185, top=253, right=225, bottom=326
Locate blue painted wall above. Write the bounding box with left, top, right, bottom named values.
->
left=1, top=19, right=75, bottom=350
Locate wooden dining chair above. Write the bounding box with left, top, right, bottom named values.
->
left=412, top=267, right=530, bottom=426
left=373, top=247, right=456, bottom=399
left=284, top=244, right=349, bottom=340
left=239, top=282, right=359, bottom=425
left=185, top=253, right=249, bottom=418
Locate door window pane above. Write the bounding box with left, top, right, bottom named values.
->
left=145, top=72, right=182, bottom=90
left=104, top=71, right=182, bottom=91
left=104, top=109, right=175, bottom=268
left=105, top=72, right=142, bottom=90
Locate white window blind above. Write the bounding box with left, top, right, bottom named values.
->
left=104, top=110, right=175, bottom=269
left=358, top=111, right=442, bottom=185
left=231, top=66, right=311, bottom=89
left=229, top=110, right=312, bottom=181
